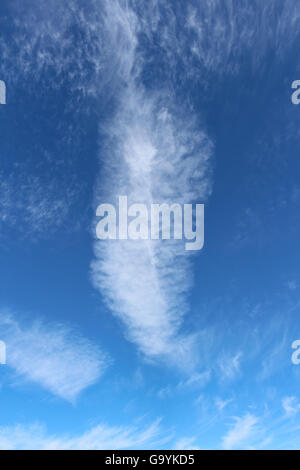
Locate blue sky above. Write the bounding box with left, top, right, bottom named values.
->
left=0, top=0, right=300, bottom=450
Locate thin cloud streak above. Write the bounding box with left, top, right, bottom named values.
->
left=0, top=418, right=168, bottom=450
left=221, top=414, right=259, bottom=450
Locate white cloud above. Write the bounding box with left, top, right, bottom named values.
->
left=0, top=419, right=167, bottom=450
left=178, top=370, right=211, bottom=389
left=0, top=0, right=139, bottom=97
left=173, top=437, right=199, bottom=450
left=0, top=1, right=96, bottom=93
left=215, top=398, right=232, bottom=412
left=282, top=397, right=300, bottom=416
left=157, top=386, right=172, bottom=400
left=218, top=352, right=242, bottom=380
left=91, top=87, right=212, bottom=368
left=91, top=0, right=213, bottom=369
left=138, top=0, right=300, bottom=81
left=0, top=172, right=78, bottom=238
left=222, top=414, right=259, bottom=450
left=0, top=311, right=108, bottom=402
left=4, top=0, right=300, bottom=89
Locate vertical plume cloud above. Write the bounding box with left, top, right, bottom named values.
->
left=91, top=1, right=213, bottom=368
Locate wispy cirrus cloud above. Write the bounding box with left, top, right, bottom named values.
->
left=0, top=172, right=79, bottom=239
left=0, top=0, right=100, bottom=94
left=172, top=437, right=199, bottom=450
left=0, top=0, right=139, bottom=97
left=0, top=418, right=167, bottom=450
left=4, top=0, right=300, bottom=87
left=178, top=370, right=211, bottom=389
left=215, top=397, right=233, bottom=412
left=221, top=413, right=260, bottom=450
left=218, top=352, right=243, bottom=381
left=91, top=1, right=213, bottom=369
left=91, top=91, right=212, bottom=368
left=0, top=0, right=142, bottom=243
left=282, top=397, right=300, bottom=416
left=220, top=403, right=300, bottom=450
left=134, top=0, right=300, bottom=83
left=0, top=311, right=109, bottom=402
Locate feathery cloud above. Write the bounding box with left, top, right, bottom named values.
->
left=0, top=419, right=167, bottom=450
left=91, top=87, right=212, bottom=367
left=173, top=437, right=199, bottom=450
left=218, top=352, right=243, bottom=381
left=0, top=311, right=108, bottom=401
left=282, top=397, right=300, bottom=416
left=91, top=2, right=213, bottom=368
left=222, top=413, right=259, bottom=450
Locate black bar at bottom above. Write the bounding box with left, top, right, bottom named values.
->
left=0, top=449, right=297, bottom=465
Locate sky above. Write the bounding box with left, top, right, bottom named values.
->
left=0, top=0, right=300, bottom=450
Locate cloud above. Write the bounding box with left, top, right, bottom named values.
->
left=178, top=370, right=211, bottom=389
left=173, top=437, right=199, bottom=450
left=218, top=352, right=242, bottom=381
left=0, top=1, right=141, bottom=242
left=0, top=419, right=167, bottom=450
left=91, top=1, right=213, bottom=369
left=186, top=1, right=300, bottom=71
left=0, top=0, right=97, bottom=93
left=134, top=0, right=300, bottom=84
left=4, top=0, right=300, bottom=90
left=0, top=172, right=79, bottom=239
left=157, top=386, right=172, bottom=400
left=221, top=413, right=259, bottom=450
left=282, top=397, right=300, bottom=416
left=0, top=0, right=140, bottom=99
left=91, top=88, right=212, bottom=368
left=215, top=398, right=232, bottom=412
left=0, top=311, right=108, bottom=402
